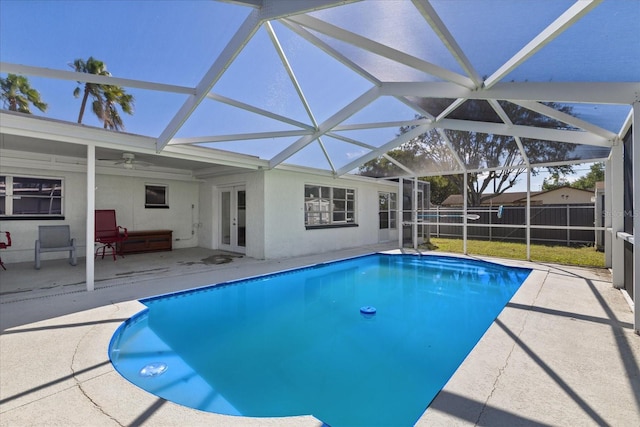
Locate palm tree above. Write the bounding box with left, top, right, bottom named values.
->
left=72, top=57, right=134, bottom=129
left=0, top=73, right=48, bottom=113
left=72, top=57, right=109, bottom=124
left=102, top=84, right=134, bottom=131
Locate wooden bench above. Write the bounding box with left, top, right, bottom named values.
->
left=117, top=230, right=172, bottom=254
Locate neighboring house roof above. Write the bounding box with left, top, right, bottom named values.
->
left=441, top=192, right=539, bottom=207
left=441, top=187, right=594, bottom=207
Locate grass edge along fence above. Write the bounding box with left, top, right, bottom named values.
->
left=424, top=237, right=605, bottom=268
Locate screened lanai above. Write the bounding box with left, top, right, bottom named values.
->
left=0, top=0, right=638, bottom=331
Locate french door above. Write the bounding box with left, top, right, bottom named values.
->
left=220, top=186, right=246, bottom=253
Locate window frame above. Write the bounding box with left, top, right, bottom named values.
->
left=0, top=175, right=65, bottom=220
left=145, top=183, right=169, bottom=209
left=304, top=184, right=357, bottom=229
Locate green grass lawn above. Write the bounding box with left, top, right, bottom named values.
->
left=423, top=237, right=605, bottom=268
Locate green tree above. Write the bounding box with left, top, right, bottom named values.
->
left=571, top=162, right=604, bottom=190
left=360, top=100, right=576, bottom=206
left=102, top=84, right=134, bottom=131
left=422, top=175, right=458, bottom=205
left=0, top=73, right=47, bottom=113
left=72, top=57, right=134, bottom=130
left=542, top=171, right=570, bottom=191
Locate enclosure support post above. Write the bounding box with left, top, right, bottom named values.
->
left=604, top=158, right=612, bottom=268
left=526, top=168, right=531, bottom=261
left=413, top=177, right=418, bottom=250
left=398, top=178, right=403, bottom=249
left=566, top=204, right=571, bottom=246
left=86, top=145, right=95, bottom=292
left=463, top=172, right=468, bottom=255
left=632, top=101, right=639, bottom=334
left=610, top=142, right=624, bottom=288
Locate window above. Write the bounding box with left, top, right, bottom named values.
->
left=379, top=191, right=397, bottom=229
left=305, top=185, right=356, bottom=228
left=145, top=184, right=168, bottom=208
left=0, top=175, right=63, bottom=218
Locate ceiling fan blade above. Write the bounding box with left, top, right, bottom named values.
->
left=133, top=160, right=154, bottom=167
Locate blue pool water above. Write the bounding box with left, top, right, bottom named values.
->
left=109, top=254, right=530, bottom=427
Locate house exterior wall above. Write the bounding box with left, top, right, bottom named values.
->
left=0, top=164, right=88, bottom=264
left=202, top=170, right=266, bottom=260
left=94, top=174, right=200, bottom=248
left=2, top=151, right=398, bottom=264
left=261, top=169, right=397, bottom=259
left=529, top=187, right=594, bottom=205
left=0, top=153, right=200, bottom=264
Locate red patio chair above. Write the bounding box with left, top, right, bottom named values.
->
left=0, top=231, right=10, bottom=270
left=95, top=210, right=128, bottom=261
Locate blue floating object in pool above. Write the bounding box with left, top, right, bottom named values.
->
left=139, top=362, right=168, bottom=377
left=360, top=306, right=376, bottom=317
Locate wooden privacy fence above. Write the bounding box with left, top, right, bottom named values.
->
left=422, top=204, right=596, bottom=246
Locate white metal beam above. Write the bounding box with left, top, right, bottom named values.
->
left=436, top=118, right=612, bottom=147
left=488, top=99, right=531, bottom=167
left=206, top=92, right=315, bottom=131
left=512, top=100, right=619, bottom=141
left=411, top=0, right=483, bottom=87
left=286, top=14, right=476, bottom=89
left=269, top=86, right=380, bottom=168
left=436, top=98, right=466, bottom=121
left=333, top=118, right=427, bottom=132
left=484, top=0, right=602, bottom=88
left=326, top=132, right=377, bottom=150
left=261, top=0, right=361, bottom=18
left=266, top=22, right=318, bottom=127
left=336, top=123, right=431, bottom=175
left=170, top=130, right=312, bottom=145
left=0, top=62, right=195, bottom=95
left=380, top=82, right=640, bottom=105
left=280, top=19, right=382, bottom=85
left=86, top=144, right=95, bottom=292
left=156, top=9, right=263, bottom=151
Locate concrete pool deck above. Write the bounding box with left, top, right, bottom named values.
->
left=1, top=246, right=638, bottom=426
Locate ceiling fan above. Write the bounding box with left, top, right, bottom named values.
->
left=99, top=152, right=153, bottom=169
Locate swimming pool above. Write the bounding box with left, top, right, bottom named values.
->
left=109, top=253, right=530, bottom=427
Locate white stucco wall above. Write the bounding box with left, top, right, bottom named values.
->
left=0, top=155, right=201, bottom=264
left=262, top=169, right=397, bottom=259
left=530, top=187, right=594, bottom=205
left=95, top=174, right=200, bottom=248
left=2, top=151, right=398, bottom=264
left=0, top=166, right=88, bottom=264
left=202, top=170, right=266, bottom=259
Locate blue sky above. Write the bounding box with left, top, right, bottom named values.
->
left=1, top=0, right=636, bottom=190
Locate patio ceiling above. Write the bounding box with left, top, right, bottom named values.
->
left=0, top=0, right=638, bottom=179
